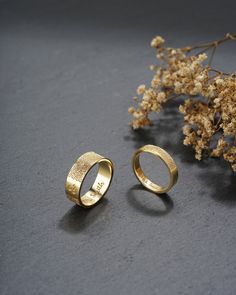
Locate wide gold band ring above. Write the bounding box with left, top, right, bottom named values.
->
left=132, top=145, right=178, bottom=194
left=65, top=152, right=114, bottom=208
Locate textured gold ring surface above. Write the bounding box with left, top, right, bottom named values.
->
left=65, top=152, right=113, bottom=208
left=132, top=144, right=178, bottom=194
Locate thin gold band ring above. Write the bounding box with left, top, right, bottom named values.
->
left=132, top=145, right=178, bottom=194
left=65, top=152, right=113, bottom=208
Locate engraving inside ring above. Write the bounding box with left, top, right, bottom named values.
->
left=134, top=152, right=170, bottom=192
left=80, top=160, right=113, bottom=206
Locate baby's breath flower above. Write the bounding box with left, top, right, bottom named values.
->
left=179, top=105, right=185, bottom=114
left=151, top=36, right=165, bottom=48
left=182, top=125, right=192, bottom=135
left=174, top=81, right=182, bottom=93
left=206, top=85, right=216, bottom=98
left=151, top=77, right=160, bottom=88
left=157, top=92, right=166, bottom=102
left=198, top=53, right=207, bottom=62
left=136, top=84, right=146, bottom=95
left=194, top=82, right=202, bottom=92
left=129, top=34, right=236, bottom=171
left=232, top=164, right=236, bottom=172
left=196, top=74, right=205, bottom=82
left=149, top=65, right=155, bottom=71
left=128, top=107, right=135, bottom=114
left=215, top=78, right=224, bottom=85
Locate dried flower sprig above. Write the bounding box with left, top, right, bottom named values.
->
left=128, top=34, right=236, bottom=171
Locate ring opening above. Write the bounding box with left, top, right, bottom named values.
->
left=80, top=159, right=113, bottom=207
left=134, top=152, right=170, bottom=193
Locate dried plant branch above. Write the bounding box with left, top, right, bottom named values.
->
left=183, top=33, right=236, bottom=52
left=128, top=34, right=236, bottom=171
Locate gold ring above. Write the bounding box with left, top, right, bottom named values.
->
left=65, top=152, right=114, bottom=208
left=132, top=144, right=178, bottom=194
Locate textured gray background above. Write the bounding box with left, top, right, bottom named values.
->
left=1, top=0, right=236, bottom=294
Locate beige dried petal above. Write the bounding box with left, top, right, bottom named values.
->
left=137, top=84, right=146, bottom=95
left=232, top=164, right=236, bottom=172
left=151, top=36, right=165, bottom=48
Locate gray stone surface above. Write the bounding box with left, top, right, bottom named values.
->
left=0, top=1, right=236, bottom=294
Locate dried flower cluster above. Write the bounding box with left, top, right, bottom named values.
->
left=128, top=34, right=236, bottom=171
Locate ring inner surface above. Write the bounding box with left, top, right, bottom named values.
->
left=81, top=160, right=112, bottom=206
left=134, top=152, right=169, bottom=192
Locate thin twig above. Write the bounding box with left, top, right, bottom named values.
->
left=185, top=33, right=236, bottom=52
left=209, top=68, right=231, bottom=76
left=208, top=45, right=217, bottom=66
